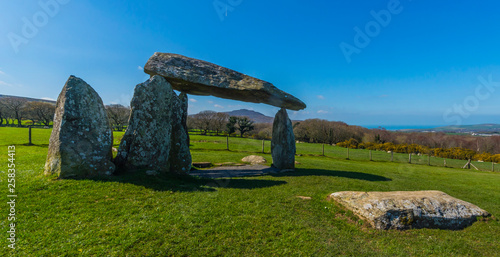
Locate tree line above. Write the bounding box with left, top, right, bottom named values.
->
left=0, top=97, right=56, bottom=126
left=187, top=110, right=256, bottom=137
left=294, top=119, right=500, bottom=161
left=0, top=97, right=131, bottom=129
left=4, top=99, right=498, bottom=163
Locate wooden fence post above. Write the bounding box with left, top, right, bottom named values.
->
left=262, top=139, right=265, bottom=153
left=492, top=162, right=495, bottom=172
left=347, top=147, right=350, bottom=160
left=391, top=151, right=393, bottom=162
left=28, top=126, right=33, bottom=145
left=408, top=153, right=412, bottom=163
left=369, top=150, right=372, bottom=161
left=322, top=144, right=325, bottom=156
left=444, top=158, right=447, bottom=167
left=428, top=154, right=431, bottom=166
left=226, top=135, right=229, bottom=151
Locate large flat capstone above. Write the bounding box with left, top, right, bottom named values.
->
left=144, top=52, right=306, bottom=111
left=328, top=191, right=490, bottom=230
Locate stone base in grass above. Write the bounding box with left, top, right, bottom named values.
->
left=328, top=191, right=490, bottom=230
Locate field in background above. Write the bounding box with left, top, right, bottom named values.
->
left=0, top=127, right=499, bottom=256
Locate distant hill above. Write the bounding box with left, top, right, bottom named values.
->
left=0, top=94, right=56, bottom=104
left=224, top=109, right=274, bottom=123
left=190, top=109, right=299, bottom=124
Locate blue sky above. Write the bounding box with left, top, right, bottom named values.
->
left=1, top=0, right=500, bottom=127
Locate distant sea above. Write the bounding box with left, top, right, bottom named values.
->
left=361, top=125, right=442, bottom=131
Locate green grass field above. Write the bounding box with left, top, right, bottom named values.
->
left=1, top=127, right=499, bottom=256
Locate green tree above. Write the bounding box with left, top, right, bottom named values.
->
left=236, top=117, right=254, bottom=137
left=226, top=116, right=237, bottom=135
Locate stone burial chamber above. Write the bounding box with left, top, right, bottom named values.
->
left=145, top=52, right=304, bottom=172
left=45, top=53, right=306, bottom=178
left=329, top=191, right=491, bottom=230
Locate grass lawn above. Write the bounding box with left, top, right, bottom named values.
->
left=1, top=127, right=499, bottom=256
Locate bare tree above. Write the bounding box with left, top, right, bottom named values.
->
left=192, top=110, right=217, bottom=135
left=106, top=104, right=131, bottom=131
left=1, top=97, right=27, bottom=127
left=212, top=112, right=229, bottom=135
left=0, top=101, right=5, bottom=126
left=22, top=101, right=56, bottom=126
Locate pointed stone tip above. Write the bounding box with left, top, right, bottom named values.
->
left=67, top=75, right=84, bottom=83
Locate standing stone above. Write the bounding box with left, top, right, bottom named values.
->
left=179, top=92, right=190, bottom=146
left=271, top=108, right=295, bottom=171
left=115, top=75, right=191, bottom=174
left=168, top=91, right=192, bottom=174
left=44, top=75, right=115, bottom=178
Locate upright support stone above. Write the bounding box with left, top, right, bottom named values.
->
left=179, top=92, right=190, bottom=146
left=44, top=75, right=115, bottom=178
left=271, top=108, right=295, bottom=171
left=115, top=75, right=191, bottom=174
left=169, top=91, right=192, bottom=174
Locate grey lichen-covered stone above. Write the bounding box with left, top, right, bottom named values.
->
left=271, top=108, right=296, bottom=170
left=168, top=90, right=192, bottom=174
left=115, top=75, right=191, bottom=174
left=328, top=191, right=491, bottom=230
left=144, top=52, right=306, bottom=111
left=179, top=92, right=190, bottom=146
left=44, top=75, right=115, bottom=178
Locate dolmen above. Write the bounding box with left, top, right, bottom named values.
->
left=145, top=53, right=304, bottom=172
left=45, top=53, right=306, bottom=178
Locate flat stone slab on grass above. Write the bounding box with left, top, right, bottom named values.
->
left=241, top=155, right=267, bottom=164
left=144, top=52, right=306, bottom=110
left=190, top=164, right=279, bottom=178
left=329, top=191, right=490, bottom=230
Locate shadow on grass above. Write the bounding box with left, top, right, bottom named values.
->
left=84, top=172, right=286, bottom=192
left=270, top=168, right=391, bottom=182
left=21, top=143, right=50, bottom=147
left=189, top=165, right=390, bottom=182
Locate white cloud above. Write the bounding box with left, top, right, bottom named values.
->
left=189, top=98, right=197, bottom=103
left=137, top=66, right=144, bottom=71
left=41, top=97, right=56, bottom=101
left=208, top=101, right=214, bottom=104
left=317, top=110, right=328, bottom=114
left=110, top=94, right=132, bottom=107
left=317, top=95, right=325, bottom=100
left=214, top=104, right=224, bottom=109
left=0, top=70, right=6, bottom=76
left=0, top=80, right=13, bottom=87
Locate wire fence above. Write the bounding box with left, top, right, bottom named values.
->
left=6, top=127, right=497, bottom=172
left=189, top=134, right=498, bottom=172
